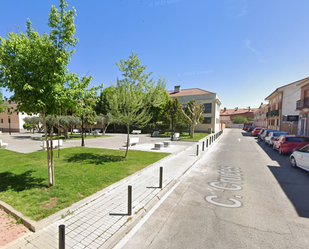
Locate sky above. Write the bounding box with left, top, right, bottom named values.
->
left=1, top=0, right=309, bottom=109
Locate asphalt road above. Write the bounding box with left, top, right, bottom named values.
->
left=114, top=128, right=309, bottom=249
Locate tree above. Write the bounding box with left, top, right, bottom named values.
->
left=0, top=90, right=6, bottom=113
left=0, top=0, right=91, bottom=186
left=23, top=116, right=42, bottom=133
left=107, top=51, right=167, bottom=158
left=232, top=116, right=248, bottom=124
left=173, top=98, right=190, bottom=133
left=96, top=113, right=115, bottom=135
left=181, top=99, right=204, bottom=138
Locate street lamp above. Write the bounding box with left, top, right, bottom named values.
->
left=8, top=116, right=11, bottom=135
left=171, top=109, right=175, bottom=141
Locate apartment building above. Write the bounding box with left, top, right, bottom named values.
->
left=167, top=86, right=221, bottom=133
left=265, top=78, right=302, bottom=134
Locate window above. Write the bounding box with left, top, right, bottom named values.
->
left=203, top=117, right=212, bottom=124
left=0, top=119, right=3, bottom=123
left=203, top=103, right=212, bottom=113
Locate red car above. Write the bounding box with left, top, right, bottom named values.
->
left=251, top=127, right=263, bottom=136
left=273, top=135, right=309, bottom=154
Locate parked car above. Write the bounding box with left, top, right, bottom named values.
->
left=290, top=145, right=309, bottom=172
left=273, top=135, right=309, bottom=154
left=259, top=129, right=276, bottom=142
left=251, top=127, right=263, bottom=136
left=257, top=128, right=268, bottom=140
left=265, top=131, right=288, bottom=146
left=247, top=126, right=255, bottom=132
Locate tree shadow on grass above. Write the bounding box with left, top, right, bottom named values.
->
left=66, top=153, right=124, bottom=165
left=0, top=170, right=46, bottom=192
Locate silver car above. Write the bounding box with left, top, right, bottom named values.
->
left=290, top=145, right=309, bottom=172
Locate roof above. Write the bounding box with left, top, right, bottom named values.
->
left=167, top=88, right=214, bottom=97
left=265, top=76, right=309, bottom=100
left=220, top=107, right=257, bottom=116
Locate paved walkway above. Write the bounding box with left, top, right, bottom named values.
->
left=0, top=132, right=223, bottom=249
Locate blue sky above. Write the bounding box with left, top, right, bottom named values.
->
left=1, top=0, right=309, bottom=109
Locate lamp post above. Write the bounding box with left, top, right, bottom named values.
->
left=8, top=116, right=11, bottom=135
left=171, top=109, right=175, bottom=141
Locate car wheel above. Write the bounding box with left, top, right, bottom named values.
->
left=290, top=156, right=297, bottom=168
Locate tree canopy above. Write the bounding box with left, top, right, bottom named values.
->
left=107, top=51, right=167, bottom=158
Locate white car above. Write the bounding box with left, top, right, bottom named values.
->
left=265, top=131, right=288, bottom=146
left=290, top=145, right=309, bottom=172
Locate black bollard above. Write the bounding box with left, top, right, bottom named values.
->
left=197, top=144, right=199, bottom=156
left=59, top=224, right=65, bottom=249
left=128, top=185, right=132, bottom=216
left=202, top=141, right=205, bottom=151
left=159, top=167, right=163, bottom=189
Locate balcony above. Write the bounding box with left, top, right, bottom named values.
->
left=296, top=97, right=309, bottom=111
left=270, top=109, right=279, bottom=117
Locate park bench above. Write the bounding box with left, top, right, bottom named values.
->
left=0, top=139, right=8, bottom=149
left=124, top=137, right=139, bottom=146
left=173, top=132, right=180, bottom=140
left=31, top=134, right=43, bottom=140
left=131, top=130, right=141, bottom=134
left=41, top=139, right=63, bottom=150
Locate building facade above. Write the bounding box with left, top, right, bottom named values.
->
left=253, top=103, right=268, bottom=128
left=0, top=102, right=31, bottom=133
left=220, top=107, right=257, bottom=127
left=265, top=78, right=302, bottom=134
left=295, top=77, right=309, bottom=135
left=167, top=86, right=221, bottom=133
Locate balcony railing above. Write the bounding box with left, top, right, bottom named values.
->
left=296, top=97, right=309, bottom=110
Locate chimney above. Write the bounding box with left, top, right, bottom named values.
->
left=224, top=107, right=226, bottom=112
left=174, top=85, right=181, bottom=93
left=248, top=106, right=251, bottom=111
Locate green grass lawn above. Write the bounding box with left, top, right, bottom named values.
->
left=179, top=132, right=209, bottom=141
left=0, top=147, right=169, bottom=221
left=155, top=132, right=209, bottom=141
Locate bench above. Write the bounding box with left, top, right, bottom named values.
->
left=154, top=142, right=164, bottom=150
left=132, top=130, right=141, bottom=134
left=163, top=141, right=172, bottom=147
left=152, top=131, right=159, bottom=137
left=32, top=134, right=43, bottom=140
left=41, top=140, right=63, bottom=150
left=124, top=137, right=139, bottom=146
left=0, top=139, right=8, bottom=149
left=173, top=132, right=180, bottom=140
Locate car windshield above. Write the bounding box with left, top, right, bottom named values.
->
left=286, top=137, right=309, bottom=142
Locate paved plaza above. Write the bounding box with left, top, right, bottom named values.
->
left=0, top=132, right=222, bottom=248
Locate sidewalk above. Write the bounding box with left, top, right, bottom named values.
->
left=2, top=132, right=223, bottom=249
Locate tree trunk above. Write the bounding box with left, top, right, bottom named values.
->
left=49, top=128, right=55, bottom=186
left=63, top=128, right=70, bottom=139
left=42, top=111, right=53, bottom=187
left=190, top=124, right=195, bottom=138
left=125, top=124, right=130, bottom=158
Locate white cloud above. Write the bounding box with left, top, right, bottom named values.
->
left=245, top=38, right=265, bottom=63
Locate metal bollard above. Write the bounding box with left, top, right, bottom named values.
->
left=197, top=144, right=199, bottom=156
left=202, top=141, right=205, bottom=151
left=159, top=167, right=163, bottom=189
left=59, top=224, right=65, bottom=249
left=206, top=139, right=208, bottom=147
left=128, top=185, right=132, bottom=216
